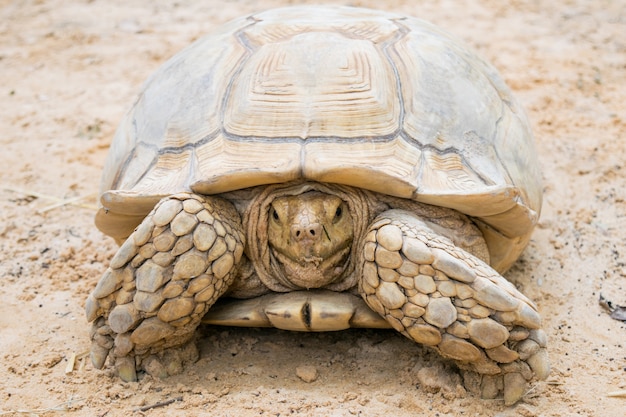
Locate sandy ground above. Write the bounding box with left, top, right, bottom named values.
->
left=1, top=0, right=625, bottom=416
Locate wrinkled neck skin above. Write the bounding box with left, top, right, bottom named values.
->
left=229, top=181, right=487, bottom=295
left=242, top=181, right=382, bottom=293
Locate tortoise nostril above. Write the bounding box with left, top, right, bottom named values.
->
left=292, top=224, right=322, bottom=241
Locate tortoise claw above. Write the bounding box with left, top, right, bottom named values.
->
left=527, top=349, right=550, bottom=380
left=116, top=357, right=138, bottom=382
left=503, top=372, right=527, bottom=406
left=143, top=356, right=169, bottom=380
left=139, top=341, right=199, bottom=380
left=90, top=342, right=109, bottom=370
left=474, top=371, right=530, bottom=405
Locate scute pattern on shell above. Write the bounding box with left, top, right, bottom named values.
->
left=95, top=5, right=541, bottom=274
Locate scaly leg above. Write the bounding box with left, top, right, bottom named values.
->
left=86, top=193, right=245, bottom=381
left=359, top=209, right=549, bottom=405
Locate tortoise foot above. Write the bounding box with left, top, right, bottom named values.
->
left=360, top=209, right=549, bottom=405
left=86, top=193, right=245, bottom=380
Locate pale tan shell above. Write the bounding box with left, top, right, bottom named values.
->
left=96, top=6, right=541, bottom=272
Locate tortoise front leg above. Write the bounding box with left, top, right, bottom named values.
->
left=359, top=209, right=549, bottom=405
left=86, top=193, right=245, bottom=381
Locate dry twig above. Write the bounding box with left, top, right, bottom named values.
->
left=607, top=390, right=626, bottom=398
left=3, top=186, right=97, bottom=212
left=135, top=396, right=183, bottom=412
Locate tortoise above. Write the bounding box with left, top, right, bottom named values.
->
left=86, top=5, right=549, bottom=405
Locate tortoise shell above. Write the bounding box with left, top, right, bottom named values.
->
left=96, top=6, right=541, bottom=272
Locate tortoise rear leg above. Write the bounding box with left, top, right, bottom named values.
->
left=85, top=193, right=245, bottom=381
left=359, top=209, right=549, bottom=405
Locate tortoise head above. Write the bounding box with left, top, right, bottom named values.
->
left=267, top=191, right=354, bottom=289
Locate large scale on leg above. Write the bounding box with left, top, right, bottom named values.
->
left=87, top=5, right=549, bottom=405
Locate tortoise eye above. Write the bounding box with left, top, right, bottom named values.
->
left=334, top=205, right=343, bottom=220
left=271, top=207, right=280, bottom=222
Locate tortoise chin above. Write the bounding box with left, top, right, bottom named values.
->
left=271, top=245, right=352, bottom=289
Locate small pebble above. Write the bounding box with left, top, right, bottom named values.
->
left=296, top=365, right=319, bottom=383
